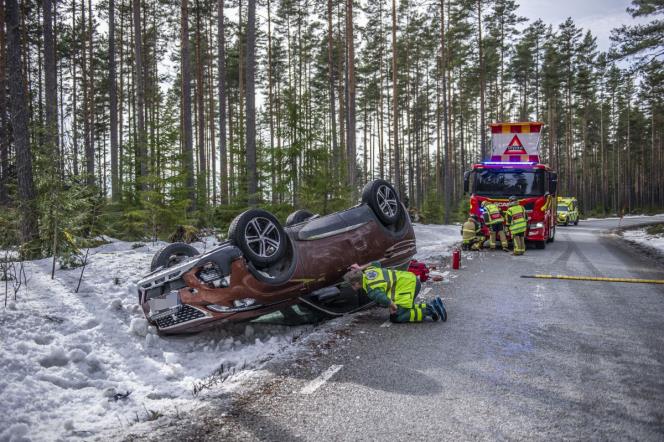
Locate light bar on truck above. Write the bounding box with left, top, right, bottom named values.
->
left=481, top=161, right=538, bottom=166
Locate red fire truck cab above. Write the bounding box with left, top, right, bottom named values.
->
left=463, top=122, right=558, bottom=249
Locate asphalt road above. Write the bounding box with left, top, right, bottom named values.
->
left=140, top=216, right=664, bottom=441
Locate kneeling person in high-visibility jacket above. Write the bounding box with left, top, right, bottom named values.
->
left=505, top=196, right=528, bottom=255
left=461, top=215, right=485, bottom=251
left=343, top=262, right=447, bottom=323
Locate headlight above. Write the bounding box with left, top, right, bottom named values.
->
left=207, top=298, right=258, bottom=313
left=530, top=222, right=544, bottom=228
left=234, top=298, right=256, bottom=308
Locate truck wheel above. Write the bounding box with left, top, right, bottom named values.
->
left=547, top=226, right=556, bottom=243
left=150, top=243, right=199, bottom=271
left=286, top=209, right=314, bottom=226
left=362, top=179, right=401, bottom=225
left=228, top=209, right=287, bottom=266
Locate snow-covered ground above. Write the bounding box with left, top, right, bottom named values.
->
left=620, top=226, right=664, bottom=257
left=1, top=224, right=460, bottom=441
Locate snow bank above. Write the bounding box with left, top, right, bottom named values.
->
left=621, top=227, right=664, bottom=257
left=412, top=223, right=460, bottom=262
left=0, top=237, right=308, bottom=441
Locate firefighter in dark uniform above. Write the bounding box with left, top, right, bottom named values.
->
left=461, top=215, right=485, bottom=250
left=343, top=262, right=447, bottom=323
left=481, top=200, right=509, bottom=251
left=505, top=196, right=528, bottom=255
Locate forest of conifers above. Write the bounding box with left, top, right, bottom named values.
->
left=0, top=0, right=662, bottom=256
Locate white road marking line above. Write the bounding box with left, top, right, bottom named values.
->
left=300, top=365, right=343, bottom=395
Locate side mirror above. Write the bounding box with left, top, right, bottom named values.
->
left=463, top=171, right=470, bottom=194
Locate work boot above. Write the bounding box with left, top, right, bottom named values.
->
left=434, top=297, right=447, bottom=322
left=426, top=305, right=439, bottom=321
left=502, top=247, right=510, bottom=252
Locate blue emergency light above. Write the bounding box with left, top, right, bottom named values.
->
left=481, top=161, right=537, bottom=166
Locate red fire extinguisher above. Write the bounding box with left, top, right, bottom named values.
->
left=452, top=248, right=461, bottom=270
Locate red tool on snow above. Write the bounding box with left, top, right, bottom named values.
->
left=452, top=248, right=461, bottom=270
left=407, top=259, right=430, bottom=282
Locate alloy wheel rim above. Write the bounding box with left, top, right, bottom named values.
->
left=376, top=185, right=398, bottom=218
left=244, top=217, right=281, bottom=258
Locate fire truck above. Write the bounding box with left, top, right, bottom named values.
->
left=463, top=122, right=558, bottom=249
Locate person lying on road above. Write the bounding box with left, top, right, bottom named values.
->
left=343, top=262, right=447, bottom=323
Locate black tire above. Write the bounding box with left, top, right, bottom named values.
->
left=286, top=209, right=314, bottom=226
left=150, top=243, right=199, bottom=271
left=564, top=220, right=568, bottom=226
left=228, top=209, right=287, bottom=266
left=361, top=179, right=401, bottom=225
left=574, top=218, right=579, bottom=226
left=547, top=225, right=556, bottom=243
left=535, top=240, right=546, bottom=250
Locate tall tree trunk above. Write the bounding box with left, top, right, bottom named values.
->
left=195, top=0, right=206, bottom=206
left=132, top=0, right=147, bottom=191
left=43, top=0, right=58, bottom=169
left=245, top=0, right=257, bottom=205
left=71, top=0, right=79, bottom=177
left=6, top=0, right=38, bottom=244
left=327, top=0, right=338, bottom=185
left=86, top=0, right=94, bottom=186
left=109, top=0, right=119, bottom=201
left=217, top=0, right=228, bottom=204
left=0, top=0, right=8, bottom=205
left=267, top=0, right=276, bottom=204
left=345, top=0, right=356, bottom=195
left=391, top=0, right=401, bottom=195
left=477, top=0, right=486, bottom=161
left=441, top=0, right=451, bottom=223
left=181, top=0, right=195, bottom=209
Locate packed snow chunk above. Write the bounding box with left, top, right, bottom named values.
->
left=129, top=317, right=149, bottom=337
left=38, top=347, right=69, bottom=368
left=68, top=348, right=88, bottom=363
left=102, top=387, right=117, bottom=398
left=1, top=423, right=30, bottom=442
left=109, top=298, right=123, bottom=310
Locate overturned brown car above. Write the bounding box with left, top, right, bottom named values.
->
left=137, top=179, right=416, bottom=334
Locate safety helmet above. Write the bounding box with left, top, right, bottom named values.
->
left=508, top=196, right=518, bottom=206
left=481, top=200, right=488, bottom=208
left=508, top=196, right=518, bottom=202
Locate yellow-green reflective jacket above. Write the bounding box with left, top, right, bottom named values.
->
left=461, top=220, right=481, bottom=242
left=362, top=264, right=417, bottom=308
left=484, top=203, right=504, bottom=225
left=505, top=204, right=528, bottom=234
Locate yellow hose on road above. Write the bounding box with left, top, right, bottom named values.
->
left=521, top=274, right=664, bottom=284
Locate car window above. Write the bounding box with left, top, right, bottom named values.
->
left=557, top=205, right=568, bottom=212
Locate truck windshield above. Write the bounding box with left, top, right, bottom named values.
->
left=473, top=170, right=545, bottom=197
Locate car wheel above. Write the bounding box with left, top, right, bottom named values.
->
left=150, top=243, right=199, bottom=271
left=362, top=179, right=401, bottom=225
left=286, top=209, right=314, bottom=226
left=564, top=220, right=568, bottom=226
left=574, top=219, right=579, bottom=226
left=228, top=209, right=287, bottom=266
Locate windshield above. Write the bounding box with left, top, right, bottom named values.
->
left=557, top=205, right=568, bottom=212
left=473, top=170, right=545, bottom=197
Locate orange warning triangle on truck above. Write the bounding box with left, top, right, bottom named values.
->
left=503, top=134, right=527, bottom=154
